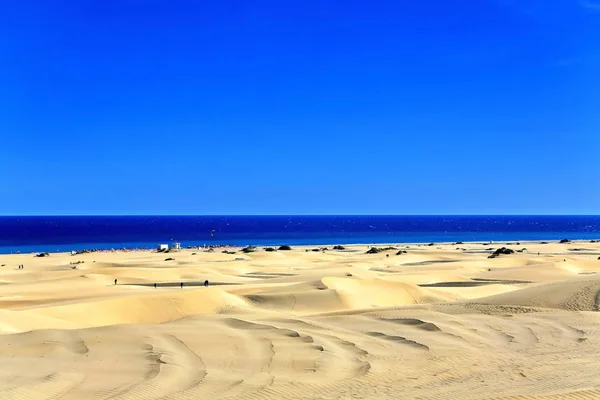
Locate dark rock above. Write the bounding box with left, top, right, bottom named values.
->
left=312, top=248, right=320, bottom=252
left=333, top=245, right=346, bottom=250
left=560, top=239, right=571, bottom=243
left=264, top=247, right=276, bottom=252
left=540, top=242, right=549, bottom=244
left=35, top=252, right=50, bottom=257
left=396, top=250, right=407, bottom=255
left=278, top=245, right=292, bottom=251
left=428, top=243, right=435, bottom=246
left=241, top=247, right=255, bottom=253
left=164, top=257, right=175, bottom=261
left=454, top=242, right=464, bottom=245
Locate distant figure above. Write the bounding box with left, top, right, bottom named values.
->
left=180, top=282, right=183, bottom=289
left=386, top=254, right=389, bottom=258
left=204, top=280, right=209, bottom=287
left=154, top=283, right=157, bottom=289
left=114, top=279, right=118, bottom=285
left=538, top=252, right=540, bottom=256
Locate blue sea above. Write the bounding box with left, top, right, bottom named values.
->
left=0, top=216, right=599, bottom=254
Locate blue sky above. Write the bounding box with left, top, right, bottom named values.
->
left=0, top=0, right=598, bottom=215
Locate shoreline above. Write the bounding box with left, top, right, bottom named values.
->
left=2, top=232, right=600, bottom=397
left=2, top=237, right=597, bottom=256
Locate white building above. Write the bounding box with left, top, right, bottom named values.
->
left=157, top=244, right=169, bottom=251
left=173, top=242, right=181, bottom=250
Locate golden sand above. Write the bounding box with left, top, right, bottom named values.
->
left=1, top=241, right=600, bottom=399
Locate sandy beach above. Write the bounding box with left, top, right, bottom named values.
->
left=1, top=240, right=600, bottom=399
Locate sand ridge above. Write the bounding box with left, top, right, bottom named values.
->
left=1, top=240, right=600, bottom=399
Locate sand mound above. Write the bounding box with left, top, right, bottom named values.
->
left=471, top=276, right=600, bottom=311
left=322, top=277, right=454, bottom=308
left=30, top=288, right=251, bottom=329
left=241, top=277, right=455, bottom=313
left=0, top=309, right=75, bottom=334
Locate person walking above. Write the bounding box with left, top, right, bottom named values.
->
left=114, top=279, right=118, bottom=285
left=180, top=282, right=183, bottom=289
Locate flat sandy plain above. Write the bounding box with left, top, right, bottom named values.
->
left=1, top=241, right=600, bottom=399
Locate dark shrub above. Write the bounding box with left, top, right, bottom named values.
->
left=278, top=245, right=292, bottom=251
left=560, top=239, right=571, bottom=243
left=491, top=247, right=514, bottom=256
left=333, top=245, right=346, bottom=250
left=264, top=247, right=276, bottom=252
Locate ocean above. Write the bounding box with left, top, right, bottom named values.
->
left=0, top=215, right=599, bottom=254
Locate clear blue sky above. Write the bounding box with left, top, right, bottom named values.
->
left=1, top=0, right=598, bottom=215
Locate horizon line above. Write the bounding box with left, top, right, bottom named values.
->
left=1, top=214, right=599, bottom=217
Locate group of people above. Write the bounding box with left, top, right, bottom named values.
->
left=17, top=264, right=24, bottom=270
left=114, top=279, right=210, bottom=288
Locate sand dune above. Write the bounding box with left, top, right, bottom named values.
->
left=1, top=240, right=600, bottom=399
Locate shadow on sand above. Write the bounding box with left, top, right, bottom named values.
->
left=125, top=281, right=241, bottom=288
